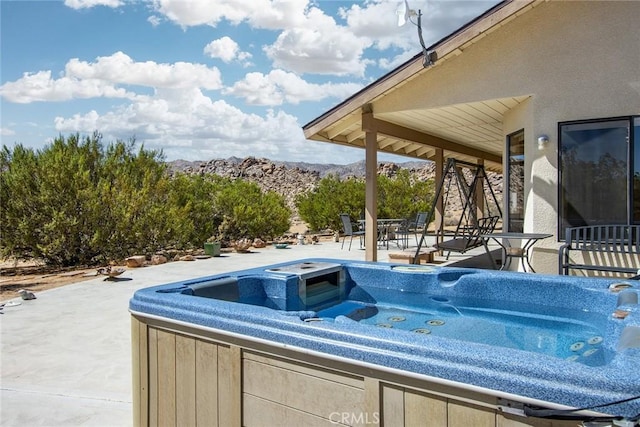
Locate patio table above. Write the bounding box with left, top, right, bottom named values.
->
left=359, top=218, right=405, bottom=249
left=482, top=232, right=552, bottom=273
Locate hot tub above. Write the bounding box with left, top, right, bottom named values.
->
left=130, top=259, right=640, bottom=426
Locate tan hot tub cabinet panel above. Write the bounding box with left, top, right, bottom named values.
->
left=131, top=314, right=580, bottom=427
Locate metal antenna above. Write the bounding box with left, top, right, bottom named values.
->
left=416, top=9, right=437, bottom=67
left=397, top=1, right=437, bottom=67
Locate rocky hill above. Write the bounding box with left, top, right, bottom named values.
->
left=168, top=157, right=503, bottom=230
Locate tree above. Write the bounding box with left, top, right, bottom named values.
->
left=164, top=173, right=219, bottom=248
left=1, top=133, right=169, bottom=265
left=296, top=170, right=434, bottom=233
left=95, top=137, right=169, bottom=260
left=213, top=178, right=291, bottom=241
left=1, top=133, right=108, bottom=265
left=377, top=169, right=433, bottom=220
left=296, top=175, right=365, bottom=231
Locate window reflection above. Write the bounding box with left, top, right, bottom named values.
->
left=507, top=130, right=524, bottom=232
left=559, top=119, right=629, bottom=236
left=634, top=117, right=639, bottom=223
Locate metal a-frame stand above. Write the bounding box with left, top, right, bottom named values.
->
left=413, top=158, right=502, bottom=264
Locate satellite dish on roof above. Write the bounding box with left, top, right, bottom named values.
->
left=395, top=0, right=437, bottom=68
left=396, top=0, right=417, bottom=27
left=396, top=0, right=408, bottom=26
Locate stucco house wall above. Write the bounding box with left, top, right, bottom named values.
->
left=374, top=1, right=640, bottom=273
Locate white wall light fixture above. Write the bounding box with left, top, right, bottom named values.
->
left=537, top=135, right=549, bottom=150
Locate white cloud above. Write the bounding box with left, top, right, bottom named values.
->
left=151, top=0, right=309, bottom=29
left=64, top=0, right=497, bottom=81
left=51, top=87, right=320, bottom=161
left=66, top=52, right=223, bottom=90
left=148, top=15, right=162, bottom=27
left=0, top=52, right=223, bottom=103
left=378, top=50, right=416, bottom=71
left=339, top=0, right=415, bottom=51
left=338, top=1, right=498, bottom=68
left=9, top=0, right=500, bottom=164
left=242, top=0, right=309, bottom=30
left=225, top=69, right=362, bottom=106
left=204, top=36, right=252, bottom=65
left=0, top=70, right=136, bottom=103
left=1, top=127, right=16, bottom=136
left=264, top=7, right=372, bottom=77
left=152, top=0, right=251, bottom=27
left=151, top=1, right=372, bottom=77
left=64, top=0, right=122, bottom=9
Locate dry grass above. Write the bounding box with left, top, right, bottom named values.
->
left=0, top=259, right=97, bottom=302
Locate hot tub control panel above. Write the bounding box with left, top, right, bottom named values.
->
left=266, top=261, right=345, bottom=309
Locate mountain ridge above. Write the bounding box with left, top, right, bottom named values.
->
left=168, top=157, right=432, bottom=179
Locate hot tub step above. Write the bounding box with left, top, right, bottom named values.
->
left=389, top=249, right=437, bottom=264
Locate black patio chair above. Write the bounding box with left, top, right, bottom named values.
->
left=393, top=212, right=428, bottom=249
left=340, top=213, right=365, bottom=250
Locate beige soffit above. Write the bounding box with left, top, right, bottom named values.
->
left=302, top=0, right=541, bottom=171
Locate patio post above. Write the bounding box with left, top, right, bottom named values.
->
left=435, top=149, right=444, bottom=246
left=476, top=158, right=485, bottom=221
left=363, top=108, right=378, bottom=262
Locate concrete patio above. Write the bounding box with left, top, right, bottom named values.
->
left=0, top=239, right=494, bottom=426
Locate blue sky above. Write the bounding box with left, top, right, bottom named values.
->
left=1, top=0, right=498, bottom=164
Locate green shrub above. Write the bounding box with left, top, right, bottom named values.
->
left=1, top=133, right=291, bottom=265
left=164, top=173, right=220, bottom=248
left=1, top=144, right=45, bottom=260
left=95, top=137, right=170, bottom=260
left=213, top=179, right=291, bottom=241
left=377, top=169, right=433, bottom=219
left=296, top=175, right=365, bottom=231
left=296, top=170, right=434, bottom=232
left=1, top=133, right=169, bottom=265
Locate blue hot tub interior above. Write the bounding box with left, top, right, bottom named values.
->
left=131, top=258, right=640, bottom=418
left=316, top=295, right=608, bottom=366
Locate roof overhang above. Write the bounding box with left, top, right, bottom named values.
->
left=303, top=0, right=542, bottom=172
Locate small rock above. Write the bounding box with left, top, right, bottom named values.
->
left=125, top=255, right=146, bottom=268
left=18, top=289, right=36, bottom=300
left=97, top=266, right=126, bottom=277
left=151, top=254, right=168, bottom=265
left=179, top=254, right=196, bottom=261
left=234, top=238, right=252, bottom=252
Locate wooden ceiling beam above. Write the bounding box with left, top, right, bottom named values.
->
left=364, top=114, right=501, bottom=164
left=326, top=113, right=362, bottom=140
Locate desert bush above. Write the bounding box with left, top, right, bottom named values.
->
left=0, top=144, right=45, bottom=260
left=95, top=138, right=170, bottom=259
left=0, top=133, right=169, bottom=265
left=1, top=133, right=291, bottom=265
left=296, top=170, right=434, bottom=232
left=163, top=173, right=219, bottom=249
left=377, top=169, right=433, bottom=219
left=213, top=178, right=291, bottom=241
left=295, top=175, right=365, bottom=231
